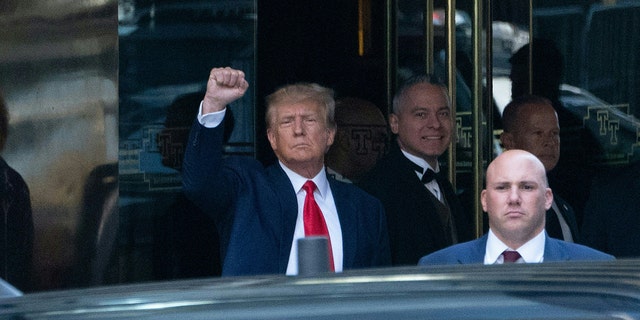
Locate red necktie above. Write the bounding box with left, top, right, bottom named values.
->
left=502, top=250, right=521, bottom=263
left=302, top=180, right=334, bottom=271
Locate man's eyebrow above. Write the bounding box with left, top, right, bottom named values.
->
left=338, top=124, right=387, bottom=128
left=408, top=106, right=448, bottom=112
left=277, top=115, right=295, bottom=122
left=407, top=106, right=428, bottom=112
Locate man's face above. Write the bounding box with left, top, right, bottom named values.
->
left=502, top=104, right=560, bottom=171
left=267, top=100, right=335, bottom=171
left=389, top=83, right=452, bottom=168
left=482, top=151, right=553, bottom=246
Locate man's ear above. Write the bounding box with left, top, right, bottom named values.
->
left=267, top=128, right=277, bottom=151
left=544, top=187, right=553, bottom=210
left=389, top=114, right=399, bottom=134
left=500, top=131, right=514, bottom=149
left=326, top=127, right=336, bottom=148
left=480, top=189, right=488, bottom=212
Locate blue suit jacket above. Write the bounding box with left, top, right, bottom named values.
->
left=418, top=233, right=614, bottom=265
left=182, top=120, right=391, bottom=276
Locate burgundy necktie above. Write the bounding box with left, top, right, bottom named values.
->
left=302, top=180, right=334, bottom=271
left=502, top=250, right=521, bottom=263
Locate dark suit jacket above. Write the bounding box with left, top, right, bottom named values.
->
left=546, top=193, right=582, bottom=243
left=182, top=120, right=391, bottom=276
left=357, top=143, right=474, bottom=266
left=0, top=157, right=33, bottom=291
left=418, top=233, right=615, bottom=265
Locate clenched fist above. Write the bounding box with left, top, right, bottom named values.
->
left=202, top=67, right=249, bottom=114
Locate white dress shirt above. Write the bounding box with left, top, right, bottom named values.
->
left=283, top=165, right=343, bottom=275
left=401, top=150, right=442, bottom=201
left=326, top=166, right=352, bottom=184
left=484, top=229, right=546, bottom=264
left=551, top=200, right=574, bottom=242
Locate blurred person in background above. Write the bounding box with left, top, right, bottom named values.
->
left=509, top=38, right=602, bottom=228
left=500, top=95, right=581, bottom=243
left=0, top=92, right=34, bottom=292
left=325, top=97, right=388, bottom=183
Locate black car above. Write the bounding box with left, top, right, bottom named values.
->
left=1, top=259, right=639, bottom=319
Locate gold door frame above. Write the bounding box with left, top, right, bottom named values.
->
left=386, top=0, right=540, bottom=237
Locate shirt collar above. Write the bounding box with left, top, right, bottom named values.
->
left=279, top=161, right=329, bottom=200
left=485, top=229, right=546, bottom=264
left=400, top=149, right=439, bottom=173
left=326, top=167, right=352, bottom=184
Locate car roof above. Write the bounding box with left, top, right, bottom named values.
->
left=1, top=259, right=639, bottom=319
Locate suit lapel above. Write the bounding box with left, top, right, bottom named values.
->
left=458, top=235, right=488, bottom=264
left=553, top=194, right=580, bottom=241
left=394, top=150, right=429, bottom=191
left=266, top=164, right=299, bottom=273
left=392, top=150, right=453, bottom=248
left=329, top=179, right=357, bottom=269
left=543, top=235, right=570, bottom=262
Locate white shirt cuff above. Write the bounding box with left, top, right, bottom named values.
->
left=197, top=100, right=226, bottom=128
